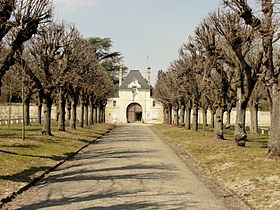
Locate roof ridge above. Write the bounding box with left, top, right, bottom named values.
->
left=119, top=70, right=150, bottom=90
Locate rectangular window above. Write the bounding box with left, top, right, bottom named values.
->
left=152, top=101, right=156, bottom=107
left=113, top=101, right=116, bottom=107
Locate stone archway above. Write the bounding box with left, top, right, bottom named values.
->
left=127, top=103, right=142, bottom=123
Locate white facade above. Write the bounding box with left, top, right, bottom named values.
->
left=105, top=70, right=163, bottom=124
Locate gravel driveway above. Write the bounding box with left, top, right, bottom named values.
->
left=3, top=124, right=229, bottom=210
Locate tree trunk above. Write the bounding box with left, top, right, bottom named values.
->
left=202, top=108, right=207, bottom=132
left=41, top=95, right=53, bottom=136
left=66, top=100, right=71, bottom=121
left=215, top=107, right=224, bottom=139
left=102, top=106, right=106, bottom=123
left=94, top=107, right=98, bottom=124
left=70, top=99, right=77, bottom=129
left=192, top=107, right=198, bottom=131
left=234, top=88, right=247, bottom=146
left=89, top=102, right=94, bottom=125
left=166, top=107, right=170, bottom=124
left=249, top=101, right=258, bottom=134
left=168, top=105, right=172, bottom=124
left=85, top=103, right=89, bottom=126
left=185, top=106, right=191, bottom=130
left=79, top=102, right=84, bottom=128
left=173, top=107, right=179, bottom=126
left=268, top=84, right=280, bottom=156
left=99, top=106, right=104, bottom=123
left=210, top=109, right=215, bottom=128
left=163, top=107, right=167, bottom=124
left=58, top=88, right=66, bottom=132
left=37, top=95, right=43, bottom=124
left=179, top=103, right=185, bottom=127
left=96, top=106, right=100, bottom=124
left=225, top=111, right=231, bottom=129
left=55, top=103, right=59, bottom=122
left=24, top=96, right=31, bottom=126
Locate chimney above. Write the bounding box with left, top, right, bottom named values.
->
left=119, top=65, right=122, bottom=86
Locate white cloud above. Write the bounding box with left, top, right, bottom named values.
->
left=54, top=0, right=99, bottom=11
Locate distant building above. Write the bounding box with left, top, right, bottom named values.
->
left=105, top=70, right=163, bottom=123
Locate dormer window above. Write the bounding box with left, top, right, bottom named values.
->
left=128, top=79, right=141, bottom=89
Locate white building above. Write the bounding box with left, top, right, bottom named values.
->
left=105, top=70, right=163, bottom=124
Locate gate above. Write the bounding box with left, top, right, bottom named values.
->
left=127, top=103, right=142, bottom=123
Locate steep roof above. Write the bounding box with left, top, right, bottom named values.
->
left=119, top=70, right=150, bottom=90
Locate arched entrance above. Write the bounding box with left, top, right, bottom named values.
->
left=127, top=103, right=142, bottom=123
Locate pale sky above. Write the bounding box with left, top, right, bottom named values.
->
left=53, top=0, right=222, bottom=85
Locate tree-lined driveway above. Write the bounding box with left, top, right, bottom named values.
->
left=4, top=124, right=228, bottom=210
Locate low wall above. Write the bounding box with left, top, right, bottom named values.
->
left=0, top=103, right=86, bottom=124
left=0, top=104, right=37, bottom=120
left=170, top=109, right=270, bottom=127
left=197, top=109, right=270, bottom=127
left=0, top=104, right=270, bottom=127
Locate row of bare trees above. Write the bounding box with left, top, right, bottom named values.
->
left=155, top=0, right=280, bottom=157
left=0, top=0, right=121, bottom=135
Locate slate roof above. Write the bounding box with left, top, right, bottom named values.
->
left=119, top=70, right=150, bottom=90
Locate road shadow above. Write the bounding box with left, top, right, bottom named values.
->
left=18, top=189, right=197, bottom=210
left=5, top=124, right=202, bottom=209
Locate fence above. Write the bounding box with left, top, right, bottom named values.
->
left=0, top=117, right=37, bottom=125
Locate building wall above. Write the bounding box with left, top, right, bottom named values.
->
left=105, top=89, right=163, bottom=124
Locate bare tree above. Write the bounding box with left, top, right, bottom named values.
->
left=193, top=20, right=230, bottom=139
left=22, top=22, right=79, bottom=135
left=0, top=0, right=52, bottom=90
left=155, top=71, right=176, bottom=125
left=210, top=10, right=261, bottom=145
left=223, top=0, right=280, bottom=156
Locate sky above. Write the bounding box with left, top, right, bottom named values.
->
left=53, top=0, right=222, bottom=85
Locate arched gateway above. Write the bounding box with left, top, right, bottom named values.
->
left=105, top=70, right=163, bottom=123
left=127, top=103, right=142, bottom=123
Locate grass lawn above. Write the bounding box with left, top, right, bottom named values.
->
left=152, top=124, right=280, bottom=210
left=0, top=122, right=113, bottom=201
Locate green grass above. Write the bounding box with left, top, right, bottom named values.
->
left=153, top=124, right=280, bottom=210
left=0, top=122, right=112, bottom=200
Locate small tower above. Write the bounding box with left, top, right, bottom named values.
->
left=147, top=66, right=151, bottom=86
left=146, top=56, right=151, bottom=86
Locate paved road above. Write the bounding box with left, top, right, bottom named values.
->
left=4, top=124, right=228, bottom=210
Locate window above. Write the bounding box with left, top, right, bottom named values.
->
left=113, top=101, right=116, bottom=107
left=152, top=101, right=156, bottom=107
left=132, top=86, right=137, bottom=93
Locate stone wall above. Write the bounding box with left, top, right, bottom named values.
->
left=196, top=109, right=270, bottom=127
left=0, top=103, right=84, bottom=124
left=0, top=104, right=270, bottom=127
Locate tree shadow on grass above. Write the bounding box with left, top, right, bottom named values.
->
left=0, top=149, right=74, bottom=161
left=1, top=144, right=38, bottom=149
left=0, top=166, right=51, bottom=183
left=0, top=133, right=17, bottom=138
left=1, top=127, right=41, bottom=132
